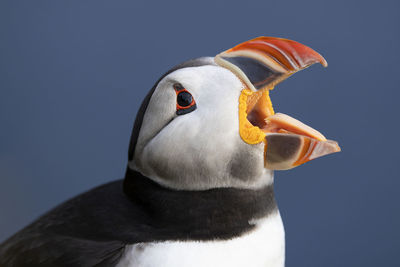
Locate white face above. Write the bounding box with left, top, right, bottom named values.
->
left=130, top=63, right=273, bottom=190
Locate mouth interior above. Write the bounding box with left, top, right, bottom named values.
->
left=241, top=88, right=327, bottom=142
left=245, top=88, right=274, bottom=131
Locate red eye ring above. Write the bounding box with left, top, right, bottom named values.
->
left=173, top=83, right=197, bottom=115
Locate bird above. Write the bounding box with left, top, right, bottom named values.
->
left=0, top=36, right=340, bottom=267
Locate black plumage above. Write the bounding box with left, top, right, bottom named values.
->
left=0, top=170, right=276, bottom=266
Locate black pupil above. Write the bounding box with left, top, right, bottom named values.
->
left=177, top=91, right=192, bottom=107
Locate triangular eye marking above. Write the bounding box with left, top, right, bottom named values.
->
left=173, top=83, right=197, bottom=115
left=215, top=36, right=327, bottom=91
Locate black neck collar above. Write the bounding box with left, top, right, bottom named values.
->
left=123, top=168, right=277, bottom=240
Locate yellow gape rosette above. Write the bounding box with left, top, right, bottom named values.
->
left=238, top=88, right=274, bottom=145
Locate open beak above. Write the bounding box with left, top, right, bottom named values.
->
left=215, top=37, right=340, bottom=170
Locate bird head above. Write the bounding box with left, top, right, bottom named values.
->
left=127, top=37, right=340, bottom=190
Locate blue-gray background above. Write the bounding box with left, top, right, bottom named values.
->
left=0, top=0, right=399, bottom=266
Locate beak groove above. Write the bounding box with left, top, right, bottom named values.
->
left=215, top=36, right=327, bottom=91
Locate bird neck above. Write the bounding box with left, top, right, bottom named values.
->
left=123, top=168, right=278, bottom=240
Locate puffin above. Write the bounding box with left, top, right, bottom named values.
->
left=0, top=37, right=340, bottom=267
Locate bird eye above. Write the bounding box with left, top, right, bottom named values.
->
left=173, top=83, right=197, bottom=115
left=177, top=91, right=192, bottom=107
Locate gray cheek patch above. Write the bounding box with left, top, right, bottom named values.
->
left=229, top=145, right=264, bottom=182
left=265, top=134, right=301, bottom=164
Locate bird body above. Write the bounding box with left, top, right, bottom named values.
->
left=0, top=37, right=340, bottom=266
left=0, top=171, right=282, bottom=266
